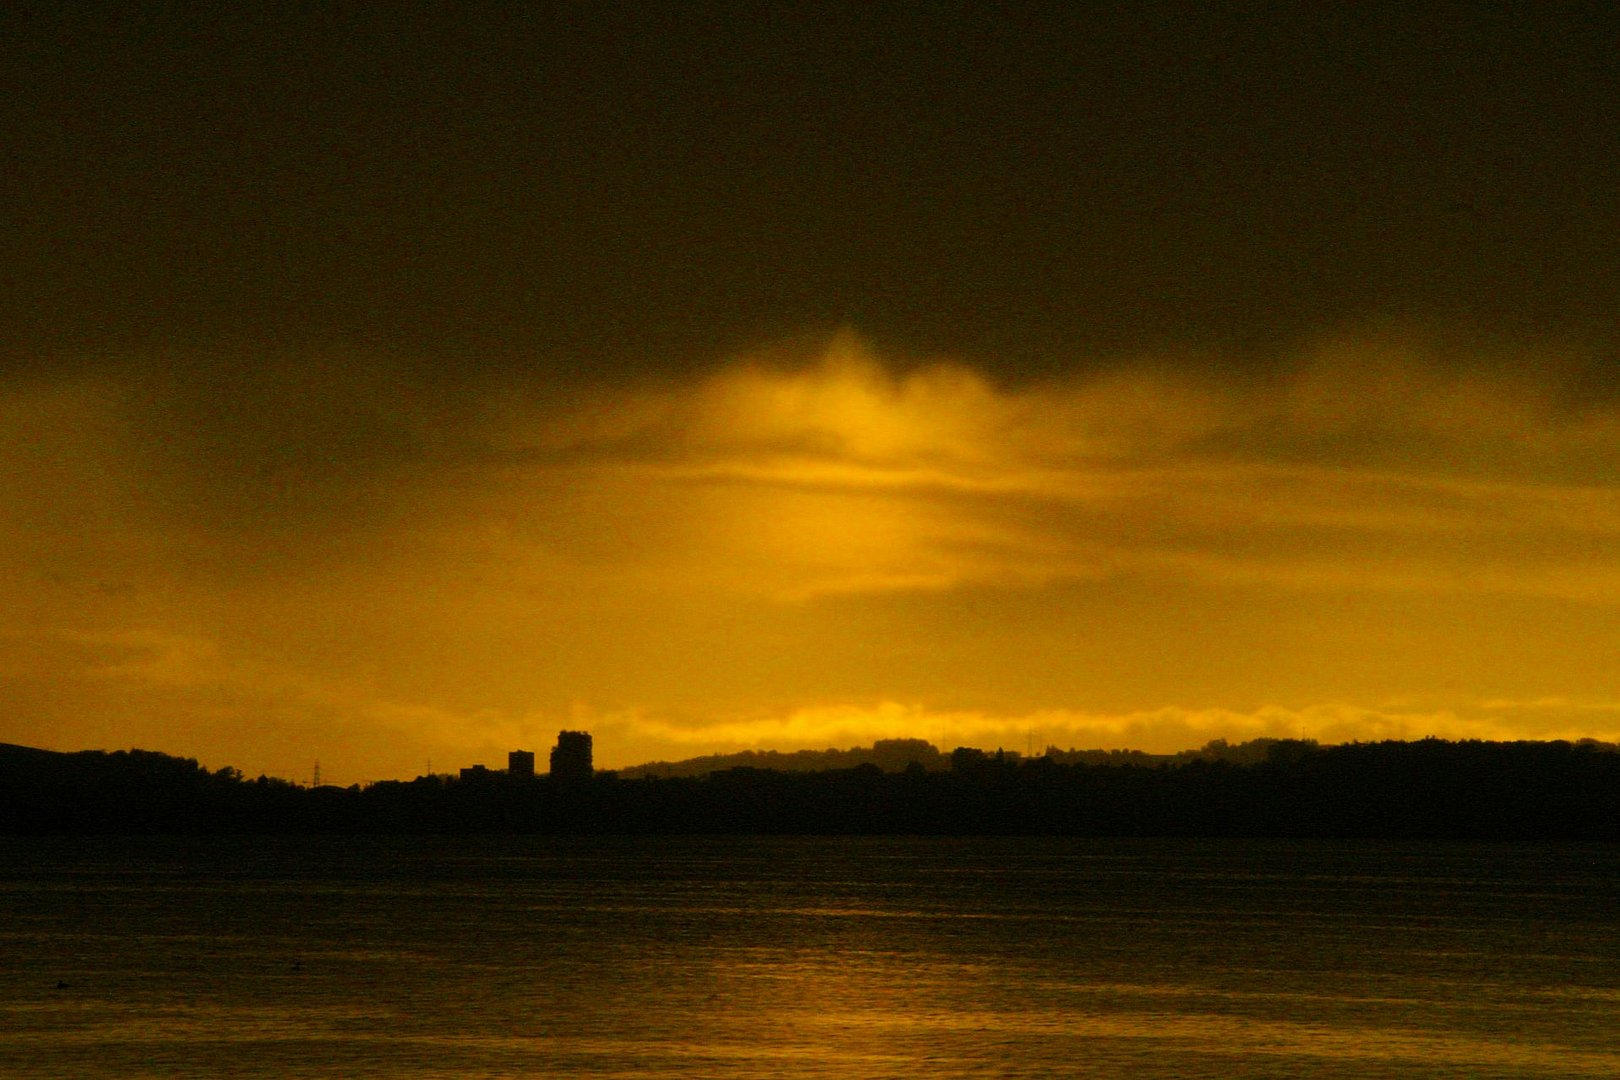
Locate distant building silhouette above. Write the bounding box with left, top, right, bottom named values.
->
left=508, top=750, right=535, bottom=779
left=459, top=764, right=491, bottom=781
left=549, top=731, right=593, bottom=782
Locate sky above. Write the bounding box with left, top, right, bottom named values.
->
left=3, top=4, right=1619, bottom=783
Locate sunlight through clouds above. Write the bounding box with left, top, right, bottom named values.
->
left=479, top=334, right=1620, bottom=603
left=3, top=333, right=1620, bottom=778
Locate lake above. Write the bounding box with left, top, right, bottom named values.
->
left=1, top=836, right=1617, bottom=1078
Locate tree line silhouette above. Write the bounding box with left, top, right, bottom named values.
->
left=3, top=737, right=1618, bottom=838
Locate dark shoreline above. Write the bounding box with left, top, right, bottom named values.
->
left=4, top=738, right=1617, bottom=840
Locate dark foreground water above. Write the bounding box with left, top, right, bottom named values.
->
left=1, top=837, right=1617, bottom=1078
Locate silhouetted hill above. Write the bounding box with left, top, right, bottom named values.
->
left=615, top=736, right=1372, bottom=778
left=0, top=743, right=294, bottom=832
left=619, top=738, right=948, bottom=778
left=3, top=738, right=1618, bottom=838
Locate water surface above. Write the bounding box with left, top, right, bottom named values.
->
left=2, top=837, right=1616, bottom=1078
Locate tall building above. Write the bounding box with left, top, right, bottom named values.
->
left=508, top=749, right=535, bottom=778
left=549, top=730, right=593, bottom=782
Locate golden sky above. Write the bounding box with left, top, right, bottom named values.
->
left=4, top=8, right=1618, bottom=780
left=5, top=332, right=1619, bottom=782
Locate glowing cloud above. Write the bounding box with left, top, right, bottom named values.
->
left=474, top=334, right=1620, bottom=603
left=2, top=333, right=1619, bottom=779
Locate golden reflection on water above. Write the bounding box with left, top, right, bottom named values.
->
left=812, top=1005, right=1620, bottom=1075
left=693, top=947, right=1620, bottom=1079
left=6, top=838, right=1620, bottom=1079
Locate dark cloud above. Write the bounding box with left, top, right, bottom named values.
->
left=2, top=4, right=1617, bottom=379
left=120, top=353, right=453, bottom=528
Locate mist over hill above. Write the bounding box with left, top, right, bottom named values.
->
left=617, top=736, right=1381, bottom=778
